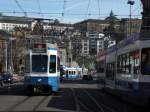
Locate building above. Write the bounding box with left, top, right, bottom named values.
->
left=81, top=39, right=89, bottom=56
left=74, top=19, right=109, bottom=55
left=74, top=19, right=109, bottom=35
left=58, top=47, right=67, bottom=66
left=120, top=18, right=142, bottom=38
left=0, top=30, right=10, bottom=73
left=74, top=18, right=120, bottom=55
left=0, top=15, right=34, bottom=31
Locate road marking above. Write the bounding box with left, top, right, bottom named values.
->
left=35, top=94, right=54, bottom=111
left=84, top=90, right=115, bottom=112
left=33, top=95, right=49, bottom=111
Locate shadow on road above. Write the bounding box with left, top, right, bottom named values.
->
left=61, top=79, right=99, bottom=84
left=0, top=83, right=26, bottom=96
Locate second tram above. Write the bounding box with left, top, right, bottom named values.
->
left=96, top=33, right=150, bottom=105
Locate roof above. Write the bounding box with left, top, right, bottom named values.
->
left=74, top=19, right=110, bottom=25
left=0, top=15, right=34, bottom=24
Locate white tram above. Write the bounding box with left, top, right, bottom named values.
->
left=96, top=33, right=150, bottom=105
left=24, top=43, right=60, bottom=93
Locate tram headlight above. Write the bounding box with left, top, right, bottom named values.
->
left=37, top=78, right=42, bottom=83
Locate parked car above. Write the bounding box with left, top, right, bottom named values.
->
left=2, top=73, right=13, bottom=84
left=0, top=75, right=4, bottom=86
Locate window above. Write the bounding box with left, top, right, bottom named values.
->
left=32, top=55, right=48, bottom=73
left=57, top=57, right=60, bottom=72
left=78, top=71, right=81, bottom=75
left=25, top=55, right=30, bottom=73
left=84, top=47, right=87, bottom=50
left=106, top=62, right=115, bottom=80
left=69, top=71, right=71, bottom=74
left=117, top=50, right=140, bottom=74
left=96, top=61, right=105, bottom=73
left=73, top=71, right=76, bottom=75
left=141, top=48, right=150, bottom=75
left=49, top=55, right=56, bottom=73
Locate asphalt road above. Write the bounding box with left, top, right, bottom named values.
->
left=0, top=80, right=149, bottom=112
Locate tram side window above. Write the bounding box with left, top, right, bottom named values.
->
left=49, top=55, right=56, bottom=73
left=106, top=62, right=115, bottom=79
left=78, top=71, right=81, bottom=75
left=117, top=50, right=140, bottom=74
left=69, top=71, right=71, bottom=74
left=66, top=70, right=68, bottom=78
left=73, top=71, right=76, bottom=75
left=141, top=48, right=150, bottom=75
left=57, top=57, right=60, bottom=72
left=97, top=61, right=105, bottom=73
left=25, top=55, right=30, bottom=73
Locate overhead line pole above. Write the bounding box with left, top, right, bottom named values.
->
left=62, top=0, right=66, bottom=22
left=97, top=0, right=101, bottom=19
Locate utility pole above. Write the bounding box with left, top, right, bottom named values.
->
left=127, top=0, right=135, bottom=36
left=5, top=41, right=7, bottom=72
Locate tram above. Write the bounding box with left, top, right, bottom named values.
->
left=24, top=43, right=60, bottom=93
left=96, top=33, right=150, bottom=105
left=63, top=66, right=82, bottom=79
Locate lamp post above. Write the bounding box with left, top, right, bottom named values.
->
left=9, top=37, right=16, bottom=74
left=127, top=0, right=135, bottom=36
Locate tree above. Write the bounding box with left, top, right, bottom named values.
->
left=32, top=20, right=44, bottom=35
left=11, top=26, right=30, bottom=74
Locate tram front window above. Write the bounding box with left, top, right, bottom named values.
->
left=141, top=48, right=150, bottom=75
left=32, top=55, right=48, bottom=73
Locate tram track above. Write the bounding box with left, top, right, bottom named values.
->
left=5, top=96, right=31, bottom=111
left=71, top=87, right=117, bottom=112
left=82, top=89, right=116, bottom=112
left=33, top=95, right=50, bottom=111
left=71, top=88, right=93, bottom=112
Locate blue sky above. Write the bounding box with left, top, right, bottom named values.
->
left=0, top=0, right=142, bottom=23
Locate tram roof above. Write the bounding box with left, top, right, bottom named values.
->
left=107, top=33, right=140, bottom=54
left=63, top=66, right=82, bottom=70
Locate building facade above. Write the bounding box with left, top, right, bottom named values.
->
left=120, top=18, right=142, bottom=38
left=0, top=16, right=33, bottom=31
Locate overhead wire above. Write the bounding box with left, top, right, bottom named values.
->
left=97, top=0, right=101, bottom=19
left=0, top=11, right=142, bottom=18
left=36, top=0, right=44, bottom=18
left=85, top=0, right=91, bottom=19
left=61, top=0, right=66, bottom=22
left=14, top=0, right=27, bottom=17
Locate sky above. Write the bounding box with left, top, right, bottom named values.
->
left=0, top=0, right=142, bottom=23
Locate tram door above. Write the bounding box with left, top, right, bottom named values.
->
left=106, top=62, right=116, bottom=89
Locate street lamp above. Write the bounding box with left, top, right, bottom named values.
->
left=127, top=0, right=135, bottom=36
left=9, top=37, right=16, bottom=74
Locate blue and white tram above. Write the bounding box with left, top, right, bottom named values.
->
left=96, top=33, right=150, bottom=105
left=24, top=43, right=60, bottom=93
left=63, top=66, right=82, bottom=79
